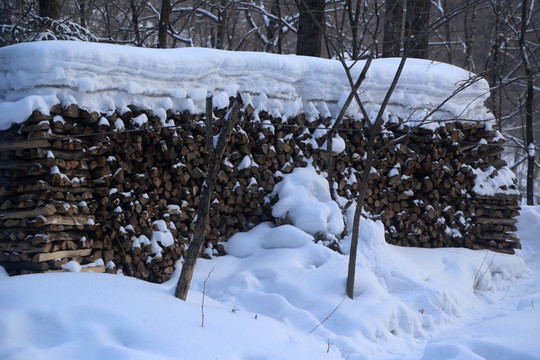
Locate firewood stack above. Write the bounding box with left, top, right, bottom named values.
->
left=0, top=101, right=521, bottom=281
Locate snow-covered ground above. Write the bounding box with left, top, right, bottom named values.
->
left=1, top=168, right=538, bottom=360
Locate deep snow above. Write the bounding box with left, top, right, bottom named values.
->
left=0, top=41, right=492, bottom=131
left=0, top=171, right=538, bottom=360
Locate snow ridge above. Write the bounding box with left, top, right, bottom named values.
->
left=0, top=41, right=492, bottom=130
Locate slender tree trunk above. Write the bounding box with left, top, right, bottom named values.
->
left=158, top=0, right=170, bottom=48
left=78, top=0, right=86, bottom=28
left=175, top=95, right=243, bottom=301
left=346, top=125, right=376, bottom=298
left=519, top=0, right=535, bottom=205
left=130, top=0, right=142, bottom=47
left=346, top=26, right=410, bottom=299
left=39, top=0, right=61, bottom=19
left=463, top=0, right=477, bottom=71
left=327, top=53, right=373, bottom=201
left=405, top=0, right=430, bottom=58
left=267, top=0, right=284, bottom=53
left=487, top=0, right=504, bottom=123
left=275, top=0, right=284, bottom=54
left=382, top=0, right=403, bottom=57
left=215, top=0, right=227, bottom=50
left=295, top=0, right=325, bottom=57
left=442, top=0, right=452, bottom=63
left=345, top=0, right=361, bottom=59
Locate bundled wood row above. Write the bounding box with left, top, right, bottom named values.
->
left=0, top=101, right=521, bottom=282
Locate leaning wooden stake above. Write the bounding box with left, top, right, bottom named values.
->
left=175, top=94, right=243, bottom=301
left=346, top=47, right=409, bottom=300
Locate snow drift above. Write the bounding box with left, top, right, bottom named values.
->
left=0, top=41, right=492, bottom=131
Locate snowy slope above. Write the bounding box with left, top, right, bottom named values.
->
left=0, top=170, right=538, bottom=360
left=0, top=41, right=492, bottom=130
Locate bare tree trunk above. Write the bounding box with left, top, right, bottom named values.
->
left=327, top=53, right=373, bottom=201
left=463, top=0, right=477, bottom=71
left=346, top=124, right=376, bottom=298
left=215, top=0, right=227, bottom=50
left=405, top=0, right=430, bottom=58
left=346, top=10, right=412, bottom=297
left=519, top=0, right=535, bottom=205
left=295, top=0, right=325, bottom=57
left=130, top=0, right=142, bottom=47
left=487, top=0, right=504, bottom=123
left=39, top=0, right=61, bottom=19
left=275, top=0, right=284, bottom=54
left=442, top=0, right=453, bottom=63
left=78, top=0, right=86, bottom=28
left=175, top=95, right=243, bottom=301
left=345, top=0, right=362, bottom=59
left=382, top=0, right=403, bottom=57
left=158, top=0, right=171, bottom=48
left=346, top=53, right=407, bottom=298
left=265, top=0, right=284, bottom=53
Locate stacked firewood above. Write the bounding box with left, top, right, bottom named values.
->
left=0, top=102, right=520, bottom=282
left=0, top=106, right=102, bottom=273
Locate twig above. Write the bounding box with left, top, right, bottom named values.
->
left=201, top=268, right=214, bottom=327
left=308, top=296, right=346, bottom=334
left=327, top=339, right=335, bottom=353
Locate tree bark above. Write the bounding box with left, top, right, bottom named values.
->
left=405, top=0, right=430, bottom=58
left=130, top=0, right=142, bottom=47
left=215, top=0, right=228, bottom=50
left=39, top=0, right=61, bottom=19
left=158, top=0, right=171, bottom=48
left=295, top=0, right=325, bottom=57
left=175, top=95, right=243, bottom=301
left=78, top=0, right=87, bottom=28
left=382, top=0, right=403, bottom=57
left=347, top=39, right=409, bottom=300
left=327, top=53, right=373, bottom=200
left=519, top=0, right=535, bottom=205
left=462, top=0, right=478, bottom=71
left=345, top=0, right=362, bottom=59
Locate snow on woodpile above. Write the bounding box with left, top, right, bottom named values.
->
left=0, top=40, right=492, bottom=131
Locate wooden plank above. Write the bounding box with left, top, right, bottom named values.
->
left=0, top=204, right=57, bottom=219
left=35, top=182, right=105, bottom=195
left=46, top=265, right=106, bottom=273
left=476, top=217, right=519, bottom=225
left=479, top=232, right=520, bottom=241
left=0, top=261, right=50, bottom=271
left=35, top=214, right=95, bottom=227
left=33, top=249, right=92, bottom=262
left=37, top=148, right=86, bottom=160
left=0, top=241, right=52, bottom=253
left=0, top=139, right=51, bottom=151
left=30, top=231, right=88, bottom=244
left=473, top=193, right=521, bottom=201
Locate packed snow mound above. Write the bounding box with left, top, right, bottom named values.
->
left=202, top=219, right=527, bottom=359
left=421, top=310, right=540, bottom=360
left=272, top=166, right=345, bottom=239
left=516, top=205, right=540, bottom=242
left=0, top=272, right=338, bottom=360
left=0, top=41, right=492, bottom=130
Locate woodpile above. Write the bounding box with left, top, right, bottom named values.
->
left=0, top=101, right=521, bottom=282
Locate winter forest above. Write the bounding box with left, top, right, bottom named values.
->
left=1, top=1, right=540, bottom=360
left=1, top=0, right=539, bottom=204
